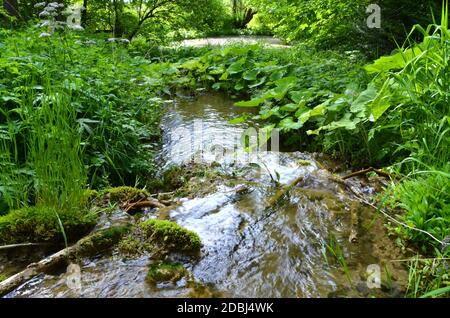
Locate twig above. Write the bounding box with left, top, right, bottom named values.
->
left=123, top=198, right=167, bottom=213
left=0, top=243, right=56, bottom=251
left=389, top=257, right=450, bottom=263
left=343, top=167, right=392, bottom=180
left=348, top=187, right=445, bottom=246
left=265, top=176, right=304, bottom=208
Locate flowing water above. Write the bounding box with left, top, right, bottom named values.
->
left=3, top=93, right=408, bottom=298
left=175, top=36, right=290, bottom=49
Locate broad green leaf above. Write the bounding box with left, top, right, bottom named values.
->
left=270, top=70, right=287, bottom=81
left=212, top=83, right=222, bottom=90
left=249, top=77, right=267, bottom=89
left=350, top=83, right=377, bottom=114
left=280, top=103, right=298, bottom=112
left=180, top=59, right=201, bottom=70
left=307, top=113, right=360, bottom=135
left=227, top=62, right=244, bottom=74
left=260, top=106, right=280, bottom=120
left=209, top=66, right=226, bottom=75
left=243, top=69, right=259, bottom=81
left=279, top=117, right=303, bottom=131
left=289, top=90, right=308, bottom=103
left=364, top=47, right=423, bottom=73
left=229, top=116, right=246, bottom=124
left=235, top=97, right=265, bottom=107
left=234, top=80, right=245, bottom=91
left=258, top=124, right=276, bottom=146
left=310, top=103, right=327, bottom=117
left=369, top=82, right=392, bottom=121
left=219, top=72, right=229, bottom=81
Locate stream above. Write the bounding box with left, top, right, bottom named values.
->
left=2, top=93, right=408, bottom=298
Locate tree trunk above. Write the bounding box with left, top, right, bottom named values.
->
left=3, top=0, right=19, bottom=17
left=112, top=0, right=124, bottom=37
left=81, top=0, right=88, bottom=27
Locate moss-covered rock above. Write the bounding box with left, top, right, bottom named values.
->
left=80, top=189, right=100, bottom=206
left=77, top=226, right=130, bottom=256
left=105, top=186, right=149, bottom=203
left=0, top=274, right=7, bottom=283
left=0, top=206, right=97, bottom=245
left=118, top=235, right=144, bottom=257
left=146, top=261, right=187, bottom=285
left=141, top=219, right=202, bottom=254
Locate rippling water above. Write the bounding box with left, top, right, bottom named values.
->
left=4, top=93, right=408, bottom=298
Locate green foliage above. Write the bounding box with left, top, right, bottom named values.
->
left=384, top=172, right=450, bottom=251
left=0, top=28, right=168, bottom=194
left=0, top=206, right=97, bottom=244
left=0, top=77, right=87, bottom=212
left=252, top=0, right=369, bottom=44
left=249, top=0, right=442, bottom=55
left=86, top=0, right=229, bottom=41
left=141, top=219, right=202, bottom=253
left=407, top=254, right=450, bottom=298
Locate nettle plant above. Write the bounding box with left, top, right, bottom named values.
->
left=34, top=1, right=85, bottom=37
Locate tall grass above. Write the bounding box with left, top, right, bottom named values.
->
left=374, top=1, right=450, bottom=297
left=0, top=80, right=86, bottom=213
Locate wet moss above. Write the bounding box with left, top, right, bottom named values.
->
left=0, top=206, right=97, bottom=245
left=77, top=226, right=130, bottom=256
left=146, top=261, right=187, bottom=285
left=188, top=281, right=223, bottom=298
left=161, top=164, right=225, bottom=194
left=0, top=274, right=7, bottom=283
left=81, top=189, right=100, bottom=206
left=118, top=235, right=144, bottom=256
left=105, top=186, right=149, bottom=203
left=297, top=159, right=312, bottom=166
left=162, top=166, right=187, bottom=190
left=141, top=219, right=202, bottom=254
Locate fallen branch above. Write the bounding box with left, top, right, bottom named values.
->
left=343, top=167, right=392, bottom=180
left=265, top=176, right=305, bottom=208
left=0, top=226, right=128, bottom=297
left=0, top=243, right=56, bottom=251
left=123, top=198, right=167, bottom=214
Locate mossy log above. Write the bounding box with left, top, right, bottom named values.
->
left=0, top=226, right=129, bottom=297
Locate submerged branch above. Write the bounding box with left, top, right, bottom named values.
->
left=265, top=175, right=304, bottom=208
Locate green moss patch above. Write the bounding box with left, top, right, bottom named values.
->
left=77, top=226, right=130, bottom=256
left=0, top=206, right=97, bottom=245
left=118, top=235, right=145, bottom=257
left=0, top=274, right=7, bottom=283
left=141, top=219, right=202, bottom=254
left=105, top=186, right=149, bottom=203
left=80, top=189, right=100, bottom=206
left=146, top=261, right=187, bottom=285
